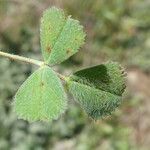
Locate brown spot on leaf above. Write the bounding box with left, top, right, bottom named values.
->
left=66, top=49, right=71, bottom=54
left=46, top=46, right=51, bottom=53
left=40, top=82, right=44, bottom=87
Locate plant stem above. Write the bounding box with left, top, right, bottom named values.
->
left=0, top=51, right=44, bottom=66
left=0, top=50, right=67, bottom=81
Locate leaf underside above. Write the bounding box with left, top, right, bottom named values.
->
left=14, top=66, right=67, bottom=122
left=40, top=7, right=85, bottom=65
left=67, top=62, right=126, bottom=119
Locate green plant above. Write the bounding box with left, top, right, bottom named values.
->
left=0, top=7, right=126, bottom=122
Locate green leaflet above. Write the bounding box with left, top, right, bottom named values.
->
left=70, top=62, right=126, bottom=96
left=40, top=7, right=85, bottom=65
left=67, top=62, right=126, bottom=119
left=14, top=66, right=67, bottom=122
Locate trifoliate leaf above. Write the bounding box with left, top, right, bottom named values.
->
left=67, top=62, right=126, bottom=119
left=40, top=7, right=85, bottom=65
left=14, top=66, right=67, bottom=122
